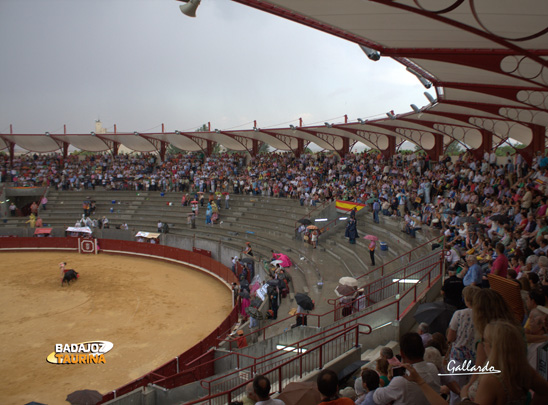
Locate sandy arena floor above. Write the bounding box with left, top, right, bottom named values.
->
left=0, top=251, right=232, bottom=405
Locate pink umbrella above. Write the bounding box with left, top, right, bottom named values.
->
left=363, top=235, right=378, bottom=241
left=272, top=253, right=292, bottom=268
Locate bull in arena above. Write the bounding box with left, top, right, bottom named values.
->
left=61, top=269, right=79, bottom=286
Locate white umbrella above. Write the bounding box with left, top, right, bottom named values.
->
left=271, top=259, right=284, bottom=265
left=338, top=277, right=358, bottom=287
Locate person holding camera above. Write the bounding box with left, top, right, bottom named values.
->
left=373, top=332, right=440, bottom=405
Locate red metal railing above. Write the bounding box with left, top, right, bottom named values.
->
left=124, top=238, right=442, bottom=403
left=357, top=234, right=444, bottom=279
left=185, top=322, right=371, bottom=404
left=184, top=255, right=442, bottom=404
left=327, top=250, right=442, bottom=306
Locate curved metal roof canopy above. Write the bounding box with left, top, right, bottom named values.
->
left=2, top=0, right=547, bottom=162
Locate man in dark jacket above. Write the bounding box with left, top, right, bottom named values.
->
left=441, top=269, right=464, bottom=309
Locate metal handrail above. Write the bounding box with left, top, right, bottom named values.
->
left=357, top=234, right=444, bottom=279
left=204, top=315, right=374, bottom=388
left=293, top=199, right=332, bottom=233
left=160, top=256, right=443, bottom=402
left=186, top=323, right=371, bottom=404
left=326, top=250, right=442, bottom=305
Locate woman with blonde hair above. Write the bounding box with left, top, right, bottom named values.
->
left=403, top=321, right=548, bottom=405
left=460, top=289, right=522, bottom=400
left=375, top=357, right=390, bottom=387
left=472, top=289, right=519, bottom=342
left=462, top=320, right=548, bottom=404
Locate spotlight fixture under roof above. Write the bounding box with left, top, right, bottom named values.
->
left=357, top=119, right=365, bottom=124
left=386, top=112, right=396, bottom=120
left=359, top=45, right=380, bottom=61
left=179, top=0, right=201, bottom=18
left=424, top=92, right=436, bottom=104
left=215, top=129, right=220, bottom=134
left=289, top=125, right=296, bottom=130
left=324, top=122, right=333, bottom=128
left=410, top=104, right=421, bottom=114
left=90, top=131, right=96, bottom=136
left=45, top=132, right=50, bottom=136
left=406, top=67, right=432, bottom=89
left=134, top=131, right=139, bottom=136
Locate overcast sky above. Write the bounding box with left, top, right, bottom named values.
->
left=0, top=0, right=434, bottom=142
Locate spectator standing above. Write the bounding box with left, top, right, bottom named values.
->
left=373, top=199, right=381, bottom=224
left=236, top=330, right=247, bottom=349
left=446, top=286, right=480, bottom=405
left=369, top=240, right=376, bottom=266
left=311, top=229, right=319, bottom=249
left=9, top=202, right=16, bottom=216
left=41, top=196, right=48, bottom=210
left=441, top=268, right=464, bottom=309
left=30, top=201, right=38, bottom=215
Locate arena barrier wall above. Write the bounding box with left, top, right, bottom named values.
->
left=0, top=237, right=240, bottom=403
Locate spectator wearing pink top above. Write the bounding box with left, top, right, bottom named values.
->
left=491, top=243, right=509, bottom=278
left=380, top=346, right=401, bottom=367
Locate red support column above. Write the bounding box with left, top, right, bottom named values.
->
left=63, top=142, right=69, bottom=159
left=425, top=133, right=444, bottom=162
left=8, top=142, right=15, bottom=167
left=382, top=135, right=396, bottom=160
left=520, top=124, right=546, bottom=165
left=159, top=141, right=167, bottom=161
left=470, top=129, right=492, bottom=161
left=295, top=138, right=304, bottom=158
left=336, top=137, right=350, bottom=158
left=112, top=142, right=120, bottom=157
left=252, top=139, right=259, bottom=156
left=206, top=140, right=214, bottom=156
left=8, top=125, right=14, bottom=166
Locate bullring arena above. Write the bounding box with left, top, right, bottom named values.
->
left=0, top=250, right=232, bottom=405
left=1, top=1, right=548, bottom=404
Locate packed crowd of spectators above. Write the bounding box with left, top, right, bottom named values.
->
left=5, top=147, right=548, bottom=403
